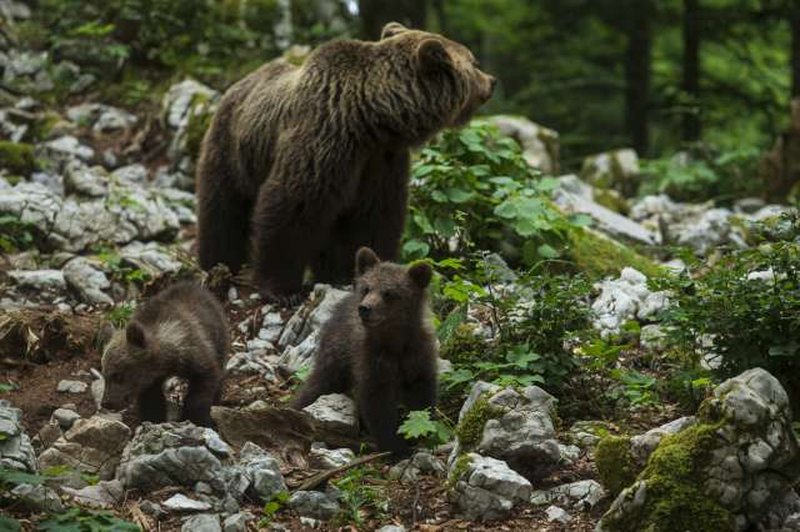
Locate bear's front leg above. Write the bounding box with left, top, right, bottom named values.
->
left=183, top=374, right=220, bottom=427
left=358, top=358, right=409, bottom=456
left=251, top=180, right=330, bottom=303
left=137, top=379, right=167, bottom=422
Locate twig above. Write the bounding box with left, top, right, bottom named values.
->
left=292, top=451, right=391, bottom=492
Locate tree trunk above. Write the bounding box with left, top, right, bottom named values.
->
left=682, top=0, right=701, bottom=142
left=791, top=4, right=800, bottom=97
left=624, top=0, right=653, bottom=156
left=359, top=0, right=428, bottom=40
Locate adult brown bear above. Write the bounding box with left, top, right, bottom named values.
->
left=196, top=22, right=495, bottom=302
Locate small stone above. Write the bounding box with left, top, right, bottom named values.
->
left=182, top=513, right=222, bottom=532
left=309, top=442, right=355, bottom=469
left=376, top=526, right=407, bottom=532
left=52, top=408, right=80, bottom=430
left=545, top=504, right=571, bottom=523
left=302, top=393, right=357, bottom=430
left=222, top=512, right=251, bottom=532
left=57, top=379, right=88, bottom=394
left=163, top=493, right=212, bottom=512
left=11, top=483, right=64, bottom=513
left=139, top=500, right=166, bottom=518
left=288, top=490, right=340, bottom=520
left=62, top=479, right=123, bottom=509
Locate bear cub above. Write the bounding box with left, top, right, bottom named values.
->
left=291, top=247, right=437, bottom=454
left=100, top=282, right=229, bottom=427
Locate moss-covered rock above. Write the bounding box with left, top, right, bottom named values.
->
left=454, top=395, right=500, bottom=451
left=566, top=226, right=662, bottom=279
left=595, top=435, right=636, bottom=497
left=0, top=141, right=35, bottom=175
left=599, top=423, right=732, bottom=532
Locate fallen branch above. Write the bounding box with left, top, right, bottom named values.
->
left=291, top=451, right=391, bottom=492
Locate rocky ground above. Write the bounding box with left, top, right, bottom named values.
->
left=3, top=2, right=800, bottom=531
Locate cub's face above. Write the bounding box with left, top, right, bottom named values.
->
left=354, top=247, right=432, bottom=329
left=381, top=22, right=496, bottom=128
left=99, top=322, right=152, bottom=411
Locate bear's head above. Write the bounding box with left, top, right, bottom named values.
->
left=379, top=22, right=496, bottom=129
left=99, top=321, right=161, bottom=411
left=353, top=246, right=432, bottom=331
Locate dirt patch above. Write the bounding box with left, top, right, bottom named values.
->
left=0, top=308, right=101, bottom=363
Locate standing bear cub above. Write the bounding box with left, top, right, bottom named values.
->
left=291, top=247, right=438, bottom=454
left=196, top=22, right=495, bottom=302
left=100, top=282, right=229, bottom=427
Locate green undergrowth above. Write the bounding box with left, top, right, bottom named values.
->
left=566, top=226, right=662, bottom=279
left=0, top=141, right=35, bottom=176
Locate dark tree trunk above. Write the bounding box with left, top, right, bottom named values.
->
left=359, top=0, right=428, bottom=40
left=624, top=0, right=653, bottom=156
left=682, top=0, right=701, bottom=142
left=791, top=4, right=800, bottom=97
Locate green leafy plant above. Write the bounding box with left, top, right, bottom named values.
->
left=640, top=146, right=761, bottom=202
left=0, top=216, right=37, bottom=253
left=651, top=239, right=800, bottom=411
left=37, top=508, right=139, bottom=531
left=404, top=120, right=579, bottom=266
left=436, top=259, right=592, bottom=401
left=258, top=491, right=289, bottom=527
left=607, top=369, right=658, bottom=406
left=106, top=302, right=136, bottom=327
left=332, top=465, right=388, bottom=527
left=94, top=247, right=150, bottom=286
left=398, top=409, right=453, bottom=450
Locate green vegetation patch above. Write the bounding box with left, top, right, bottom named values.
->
left=595, top=435, right=636, bottom=497
left=0, top=141, right=35, bottom=175
left=566, top=227, right=662, bottom=280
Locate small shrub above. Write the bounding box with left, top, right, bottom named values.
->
left=404, top=120, right=580, bottom=267
left=651, top=240, right=800, bottom=412
left=640, top=146, right=761, bottom=202
left=331, top=465, right=388, bottom=527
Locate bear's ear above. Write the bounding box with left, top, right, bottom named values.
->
left=381, top=22, right=408, bottom=40
left=125, top=321, right=147, bottom=350
left=408, top=262, right=433, bottom=288
left=416, top=39, right=450, bottom=71
left=356, top=247, right=380, bottom=276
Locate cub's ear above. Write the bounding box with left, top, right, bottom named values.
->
left=125, top=321, right=147, bottom=349
left=95, top=321, right=115, bottom=351
left=356, top=247, right=380, bottom=276
left=408, top=262, right=433, bottom=288
left=381, top=22, right=408, bottom=39
left=416, top=39, right=450, bottom=71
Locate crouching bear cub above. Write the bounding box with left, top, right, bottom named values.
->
left=291, top=247, right=437, bottom=454
left=100, top=282, right=229, bottom=427
left=196, top=22, right=495, bottom=302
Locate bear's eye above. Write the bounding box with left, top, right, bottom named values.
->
left=361, top=286, right=370, bottom=296
left=383, top=289, right=399, bottom=301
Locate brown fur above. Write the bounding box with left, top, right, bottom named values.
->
left=196, top=22, right=495, bottom=301
left=100, top=282, right=229, bottom=427
left=291, top=247, right=437, bottom=454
